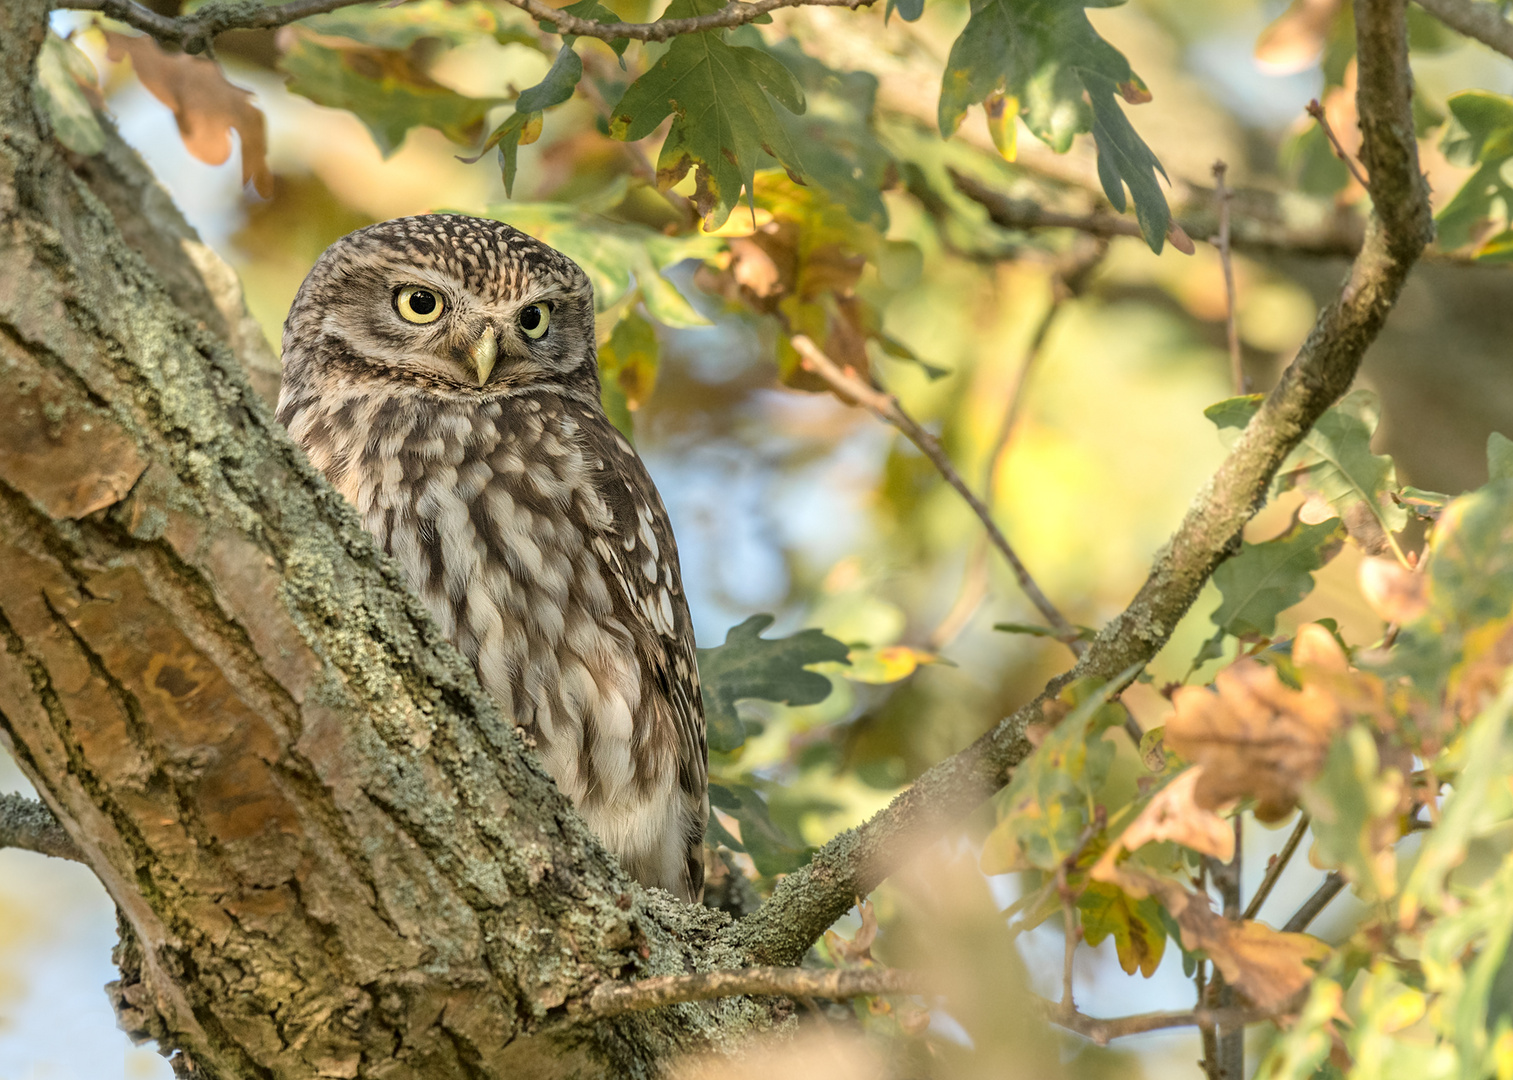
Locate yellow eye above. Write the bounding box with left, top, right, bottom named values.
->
left=395, top=285, right=444, bottom=324
left=519, top=302, right=550, bottom=340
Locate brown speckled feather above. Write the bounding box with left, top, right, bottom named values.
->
left=277, top=214, right=706, bottom=900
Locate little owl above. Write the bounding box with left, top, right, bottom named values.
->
left=277, top=214, right=707, bottom=902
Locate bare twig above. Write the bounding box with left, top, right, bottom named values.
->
left=1216, top=820, right=1244, bottom=1080
left=1307, top=99, right=1372, bottom=190
left=61, top=0, right=878, bottom=50
left=725, top=0, right=1431, bottom=970
left=1283, top=873, right=1346, bottom=933
left=1244, top=813, right=1311, bottom=921
left=581, top=964, right=921, bottom=1019
left=0, top=792, right=83, bottom=862
left=1415, top=0, right=1513, bottom=59
left=1050, top=1002, right=1281, bottom=1048
left=60, top=0, right=375, bottom=53
left=791, top=334, right=1085, bottom=653
left=1212, top=161, right=1245, bottom=395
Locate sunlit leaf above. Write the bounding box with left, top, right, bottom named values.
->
left=480, top=201, right=717, bottom=323
left=985, top=676, right=1128, bottom=871
left=1211, top=516, right=1345, bottom=639
left=598, top=309, right=659, bottom=410
left=937, top=0, right=1170, bottom=251
left=1079, top=882, right=1167, bottom=977
left=608, top=0, right=806, bottom=228
left=1438, top=91, right=1513, bottom=255
left=1302, top=725, right=1408, bottom=901
left=108, top=31, right=273, bottom=194
left=697, top=615, right=850, bottom=752
left=1208, top=390, right=1407, bottom=552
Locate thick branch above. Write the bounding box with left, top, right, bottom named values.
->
left=0, top=792, right=82, bottom=862
left=1415, top=0, right=1513, bottom=59
left=60, top=0, right=876, bottom=51
left=582, top=965, right=920, bottom=1020
left=728, top=0, right=1431, bottom=968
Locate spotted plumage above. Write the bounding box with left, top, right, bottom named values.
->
left=277, top=214, right=707, bottom=901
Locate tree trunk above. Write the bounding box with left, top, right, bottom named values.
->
left=0, top=4, right=771, bottom=1075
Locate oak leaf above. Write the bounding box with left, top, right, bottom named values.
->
left=1165, top=624, right=1371, bottom=822
left=105, top=32, right=272, bottom=197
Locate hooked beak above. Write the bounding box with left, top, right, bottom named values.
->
left=468, top=326, right=498, bottom=386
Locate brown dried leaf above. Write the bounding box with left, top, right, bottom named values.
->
left=1255, top=0, right=1344, bottom=75
left=105, top=31, right=273, bottom=197
left=824, top=899, right=878, bottom=964
left=1165, top=625, right=1367, bottom=822
left=1094, top=767, right=1235, bottom=875
left=1358, top=556, right=1428, bottom=624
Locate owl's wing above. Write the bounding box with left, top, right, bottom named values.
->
left=580, top=413, right=708, bottom=896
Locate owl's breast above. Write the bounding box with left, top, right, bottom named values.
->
left=304, top=389, right=661, bottom=813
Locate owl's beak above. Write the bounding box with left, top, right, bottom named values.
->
left=468, top=326, right=498, bottom=386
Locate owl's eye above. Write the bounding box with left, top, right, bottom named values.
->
left=519, top=302, right=551, bottom=340
left=395, top=286, right=444, bottom=325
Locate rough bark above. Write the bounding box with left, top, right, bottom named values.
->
left=0, top=4, right=769, bottom=1076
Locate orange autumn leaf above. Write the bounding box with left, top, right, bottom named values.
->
left=105, top=31, right=273, bottom=197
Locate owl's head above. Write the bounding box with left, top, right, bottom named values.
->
left=281, top=214, right=597, bottom=396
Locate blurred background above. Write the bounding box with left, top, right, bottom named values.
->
left=8, top=0, right=1513, bottom=1075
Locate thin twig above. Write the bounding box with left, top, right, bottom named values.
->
left=726, top=0, right=1433, bottom=969
left=792, top=334, right=1085, bottom=654
left=1414, top=0, right=1513, bottom=59
left=581, top=964, right=920, bottom=1019
left=1282, top=873, right=1346, bottom=933
left=1050, top=1002, right=1281, bottom=1048
left=0, top=793, right=83, bottom=862
left=1212, top=161, right=1245, bottom=395
left=1307, top=99, right=1371, bottom=189
left=1217, top=818, right=1244, bottom=1080
left=1243, top=813, right=1311, bottom=921
left=61, top=0, right=877, bottom=50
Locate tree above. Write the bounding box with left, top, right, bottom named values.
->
left=3, top=0, right=1513, bottom=1076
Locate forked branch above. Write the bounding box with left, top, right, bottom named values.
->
left=727, top=0, right=1432, bottom=969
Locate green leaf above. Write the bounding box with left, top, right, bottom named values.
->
left=1210, top=517, right=1345, bottom=638
left=467, top=44, right=583, bottom=194
left=541, top=0, right=630, bottom=59
left=608, top=0, right=806, bottom=228
left=697, top=615, right=850, bottom=752
left=993, top=621, right=1095, bottom=640
left=708, top=782, right=814, bottom=875
left=1490, top=432, right=1513, bottom=482
left=1399, top=486, right=1451, bottom=521
left=761, top=42, right=893, bottom=229
left=36, top=32, right=104, bottom=156
left=1301, top=724, right=1403, bottom=901
left=1438, top=91, right=1513, bottom=254
left=280, top=33, right=502, bottom=156
left=479, top=201, right=717, bottom=323
left=1079, top=881, right=1167, bottom=977
left=1209, top=389, right=1408, bottom=547
left=598, top=309, right=660, bottom=410
left=937, top=0, right=1170, bottom=252
left=296, top=0, right=538, bottom=50
left=886, top=0, right=926, bottom=20
left=984, top=675, right=1129, bottom=871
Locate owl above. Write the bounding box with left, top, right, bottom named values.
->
left=276, top=213, right=708, bottom=902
